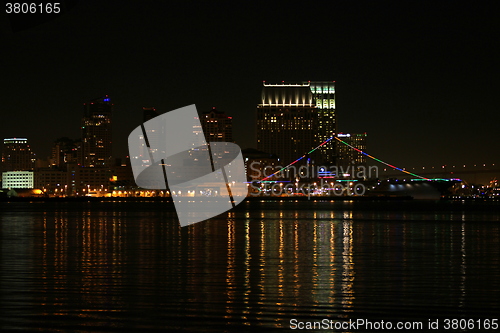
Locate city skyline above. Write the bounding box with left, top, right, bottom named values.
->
left=2, top=87, right=500, bottom=180
left=2, top=88, right=497, bottom=192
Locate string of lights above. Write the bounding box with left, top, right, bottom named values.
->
left=261, top=134, right=430, bottom=181
left=334, top=137, right=429, bottom=180
left=261, top=136, right=336, bottom=181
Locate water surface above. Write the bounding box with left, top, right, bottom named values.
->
left=1, top=200, right=499, bottom=331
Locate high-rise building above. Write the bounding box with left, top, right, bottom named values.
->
left=81, top=96, right=113, bottom=167
left=337, top=133, right=367, bottom=169
left=1, top=138, right=36, bottom=171
left=200, top=107, right=233, bottom=142
left=137, top=108, right=162, bottom=168
left=256, top=81, right=336, bottom=167
left=309, top=81, right=336, bottom=164
left=50, top=137, right=82, bottom=169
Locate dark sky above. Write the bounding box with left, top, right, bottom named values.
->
left=1, top=1, right=499, bottom=170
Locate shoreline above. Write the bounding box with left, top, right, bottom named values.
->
left=1, top=196, right=498, bottom=203
left=0, top=195, right=412, bottom=202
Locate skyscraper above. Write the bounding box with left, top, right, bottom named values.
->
left=200, top=107, right=233, bottom=142
left=309, top=81, right=336, bottom=164
left=337, top=133, right=367, bottom=169
left=256, top=81, right=336, bottom=166
left=1, top=138, right=36, bottom=171
left=81, top=96, right=113, bottom=167
left=50, top=137, right=81, bottom=169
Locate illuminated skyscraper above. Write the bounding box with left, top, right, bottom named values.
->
left=337, top=133, right=367, bottom=168
left=309, top=81, right=336, bottom=164
left=81, top=96, right=113, bottom=167
left=200, top=107, right=233, bottom=142
left=1, top=138, right=36, bottom=171
left=256, top=81, right=336, bottom=166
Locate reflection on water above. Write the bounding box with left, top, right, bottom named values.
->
left=0, top=200, right=499, bottom=331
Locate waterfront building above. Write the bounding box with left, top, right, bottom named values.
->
left=34, top=169, right=68, bottom=195
left=34, top=166, right=111, bottom=196
left=2, top=170, right=34, bottom=189
left=1, top=138, right=36, bottom=171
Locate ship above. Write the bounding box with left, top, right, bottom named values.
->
left=367, top=178, right=461, bottom=199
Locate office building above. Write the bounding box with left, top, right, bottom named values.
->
left=200, top=107, right=233, bottom=142
left=309, top=81, right=336, bottom=164
left=50, top=137, right=82, bottom=169
left=34, top=167, right=111, bottom=196
left=34, top=169, right=68, bottom=194
left=1, top=138, right=36, bottom=171
left=81, top=96, right=113, bottom=167
left=242, top=148, right=280, bottom=182
left=2, top=171, right=34, bottom=189
left=337, top=133, right=367, bottom=170
left=256, top=81, right=336, bottom=167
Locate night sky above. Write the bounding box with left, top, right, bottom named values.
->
left=1, top=1, right=499, bottom=170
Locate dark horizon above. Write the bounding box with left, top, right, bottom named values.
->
left=1, top=1, right=499, bottom=170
